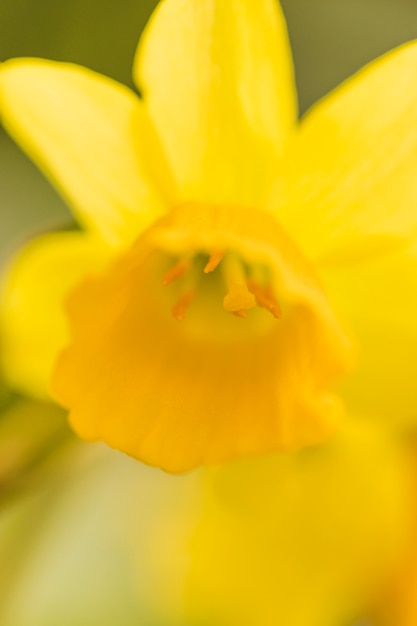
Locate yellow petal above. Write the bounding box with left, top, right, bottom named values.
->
left=134, top=0, right=296, bottom=206
left=185, top=420, right=413, bottom=626
left=0, top=59, right=173, bottom=248
left=280, top=42, right=417, bottom=264
left=0, top=232, right=111, bottom=399
left=375, top=492, right=417, bottom=626
left=53, top=203, right=353, bottom=473
left=322, top=245, right=417, bottom=425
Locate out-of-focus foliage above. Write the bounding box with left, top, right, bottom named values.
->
left=0, top=398, right=68, bottom=493
left=0, top=399, right=202, bottom=626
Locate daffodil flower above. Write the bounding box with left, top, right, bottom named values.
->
left=1, top=0, right=417, bottom=472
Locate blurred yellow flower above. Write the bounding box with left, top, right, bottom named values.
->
left=184, top=422, right=414, bottom=626
left=0, top=398, right=412, bottom=626
left=1, top=0, right=417, bottom=472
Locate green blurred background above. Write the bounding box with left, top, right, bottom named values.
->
left=1, top=0, right=417, bottom=254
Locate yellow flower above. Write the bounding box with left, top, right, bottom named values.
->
left=184, top=422, right=414, bottom=626
left=1, top=0, right=417, bottom=472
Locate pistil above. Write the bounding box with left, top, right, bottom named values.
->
left=222, top=254, right=256, bottom=315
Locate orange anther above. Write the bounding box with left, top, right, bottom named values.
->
left=232, top=309, right=247, bottom=319
left=172, top=290, right=195, bottom=321
left=162, top=259, right=190, bottom=286
left=204, top=251, right=224, bottom=274
left=247, top=279, right=282, bottom=319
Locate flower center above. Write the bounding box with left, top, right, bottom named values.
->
left=53, top=202, right=355, bottom=472
left=162, top=251, right=282, bottom=322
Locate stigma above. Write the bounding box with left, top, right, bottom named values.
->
left=162, top=251, right=282, bottom=322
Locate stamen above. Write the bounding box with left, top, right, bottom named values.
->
left=162, top=258, right=190, bottom=286
left=204, top=251, right=224, bottom=274
left=172, top=290, right=195, bottom=321
left=247, top=279, right=282, bottom=319
left=162, top=250, right=281, bottom=323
